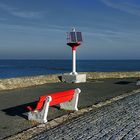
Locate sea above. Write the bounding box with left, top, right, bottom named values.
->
left=0, top=60, right=140, bottom=79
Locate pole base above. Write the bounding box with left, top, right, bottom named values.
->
left=70, top=72, right=78, bottom=75
left=61, top=73, right=86, bottom=83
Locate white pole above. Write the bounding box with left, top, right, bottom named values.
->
left=72, top=49, right=77, bottom=75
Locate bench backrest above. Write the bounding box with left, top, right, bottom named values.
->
left=48, top=89, right=75, bottom=106
left=33, top=89, right=75, bottom=111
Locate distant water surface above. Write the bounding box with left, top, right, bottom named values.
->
left=0, top=60, right=140, bottom=78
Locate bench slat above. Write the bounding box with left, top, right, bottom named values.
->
left=49, top=95, right=73, bottom=106
left=35, top=95, right=46, bottom=110
left=47, top=89, right=75, bottom=99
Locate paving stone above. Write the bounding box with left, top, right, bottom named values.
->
left=30, top=92, right=140, bottom=140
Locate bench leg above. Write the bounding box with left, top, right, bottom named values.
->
left=60, top=88, right=81, bottom=111
left=28, top=96, right=52, bottom=123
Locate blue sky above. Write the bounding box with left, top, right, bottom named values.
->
left=0, top=0, right=140, bottom=59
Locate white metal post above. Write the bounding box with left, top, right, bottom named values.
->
left=72, top=49, right=77, bottom=75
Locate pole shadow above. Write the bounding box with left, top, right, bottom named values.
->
left=114, top=81, right=134, bottom=85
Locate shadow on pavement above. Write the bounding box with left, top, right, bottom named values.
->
left=2, top=102, right=61, bottom=120
left=114, top=81, right=134, bottom=85
left=2, top=102, right=37, bottom=119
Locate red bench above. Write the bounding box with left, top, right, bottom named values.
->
left=27, top=88, right=81, bottom=123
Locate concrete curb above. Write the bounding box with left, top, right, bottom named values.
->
left=5, top=89, right=140, bottom=140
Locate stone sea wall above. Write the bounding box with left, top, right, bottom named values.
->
left=0, top=72, right=140, bottom=91
left=86, top=72, right=140, bottom=79
left=0, top=75, right=59, bottom=91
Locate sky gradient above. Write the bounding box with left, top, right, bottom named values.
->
left=0, top=0, right=140, bottom=59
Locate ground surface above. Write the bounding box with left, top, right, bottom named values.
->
left=0, top=78, right=139, bottom=139
left=30, top=91, right=140, bottom=140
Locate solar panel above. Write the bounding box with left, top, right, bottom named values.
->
left=70, top=32, right=76, bottom=42
left=76, top=32, right=82, bottom=42
left=69, top=31, right=83, bottom=43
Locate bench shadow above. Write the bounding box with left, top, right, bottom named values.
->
left=114, top=81, right=133, bottom=85
left=2, top=101, right=37, bottom=119
left=2, top=102, right=60, bottom=120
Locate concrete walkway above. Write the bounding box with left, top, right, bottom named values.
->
left=30, top=91, right=140, bottom=140
left=0, top=78, right=139, bottom=139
